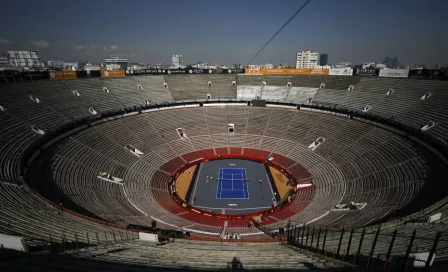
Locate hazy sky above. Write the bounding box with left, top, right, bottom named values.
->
left=0, top=0, right=446, bottom=66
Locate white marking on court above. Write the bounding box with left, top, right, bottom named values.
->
left=194, top=205, right=272, bottom=211
left=219, top=169, right=223, bottom=198
left=191, top=164, right=203, bottom=205
left=266, top=173, right=275, bottom=196
left=216, top=168, right=249, bottom=199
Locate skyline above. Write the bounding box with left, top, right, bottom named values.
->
left=0, top=0, right=446, bottom=66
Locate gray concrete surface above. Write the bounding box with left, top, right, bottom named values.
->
left=189, top=159, right=275, bottom=215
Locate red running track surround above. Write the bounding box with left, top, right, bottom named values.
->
left=152, top=150, right=316, bottom=228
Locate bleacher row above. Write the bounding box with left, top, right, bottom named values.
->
left=0, top=239, right=344, bottom=271
left=33, top=105, right=431, bottom=239
left=0, top=74, right=447, bottom=264
left=237, top=75, right=448, bottom=144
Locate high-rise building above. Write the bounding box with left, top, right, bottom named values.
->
left=0, top=57, right=10, bottom=67
left=391, top=57, right=399, bottom=68
left=296, top=49, right=319, bottom=68
left=333, top=62, right=351, bottom=68
left=6, top=50, right=45, bottom=70
left=319, top=54, right=328, bottom=66
left=47, top=60, right=65, bottom=69
left=383, top=57, right=391, bottom=68
left=104, top=57, right=128, bottom=70
left=383, top=56, right=399, bottom=68
left=172, top=54, right=183, bottom=68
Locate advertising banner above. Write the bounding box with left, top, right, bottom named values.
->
left=329, top=68, right=354, bottom=76
left=101, top=70, right=125, bottom=78
left=244, top=68, right=329, bottom=75
left=309, top=68, right=329, bottom=75
left=245, top=68, right=263, bottom=74
left=378, top=68, right=409, bottom=78
left=355, top=69, right=378, bottom=76
left=54, top=70, right=77, bottom=80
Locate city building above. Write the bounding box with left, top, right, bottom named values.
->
left=204, top=64, right=217, bottom=70
left=0, top=56, right=16, bottom=71
left=247, top=64, right=262, bottom=69
left=356, top=62, right=386, bottom=70
left=383, top=56, right=399, bottom=68
left=192, top=62, right=214, bottom=69
left=172, top=54, right=183, bottom=68
left=62, top=62, right=78, bottom=71
left=47, top=60, right=65, bottom=69
left=104, top=57, right=128, bottom=70
left=333, top=62, right=352, bottom=68
left=296, top=49, right=319, bottom=68
left=6, top=50, right=45, bottom=71
left=127, top=63, right=146, bottom=71
left=319, top=54, right=328, bottom=66
left=47, top=60, right=80, bottom=70
left=0, top=57, right=8, bottom=66
left=83, top=63, right=101, bottom=71
left=360, top=62, right=376, bottom=69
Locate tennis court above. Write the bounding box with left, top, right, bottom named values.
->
left=216, top=168, right=249, bottom=199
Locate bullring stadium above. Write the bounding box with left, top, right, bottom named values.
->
left=1, top=69, right=448, bottom=271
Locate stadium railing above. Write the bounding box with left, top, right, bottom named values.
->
left=286, top=225, right=441, bottom=272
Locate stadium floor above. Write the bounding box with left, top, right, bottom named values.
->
left=189, top=159, right=275, bottom=215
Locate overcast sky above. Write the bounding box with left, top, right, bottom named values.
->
left=0, top=0, right=446, bottom=66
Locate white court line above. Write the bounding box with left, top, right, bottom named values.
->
left=194, top=205, right=270, bottom=211
left=213, top=197, right=249, bottom=200
left=218, top=168, right=245, bottom=172
left=266, top=173, right=275, bottom=196
left=191, top=164, right=203, bottom=205
left=219, top=169, right=223, bottom=198
left=216, top=168, right=250, bottom=199
left=216, top=168, right=221, bottom=199
left=238, top=168, right=248, bottom=199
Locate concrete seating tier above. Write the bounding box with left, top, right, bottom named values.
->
left=0, top=75, right=447, bottom=262
left=31, top=106, right=433, bottom=237
left=322, top=76, right=361, bottom=90
left=18, top=239, right=340, bottom=271
left=164, top=74, right=236, bottom=100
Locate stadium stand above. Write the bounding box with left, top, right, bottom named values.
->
left=20, top=106, right=430, bottom=237
left=1, top=73, right=448, bottom=270
left=165, top=74, right=236, bottom=100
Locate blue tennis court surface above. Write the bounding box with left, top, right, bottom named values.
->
left=216, top=168, right=249, bottom=199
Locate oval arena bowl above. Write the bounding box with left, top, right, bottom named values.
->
left=1, top=74, right=448, bottom=270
